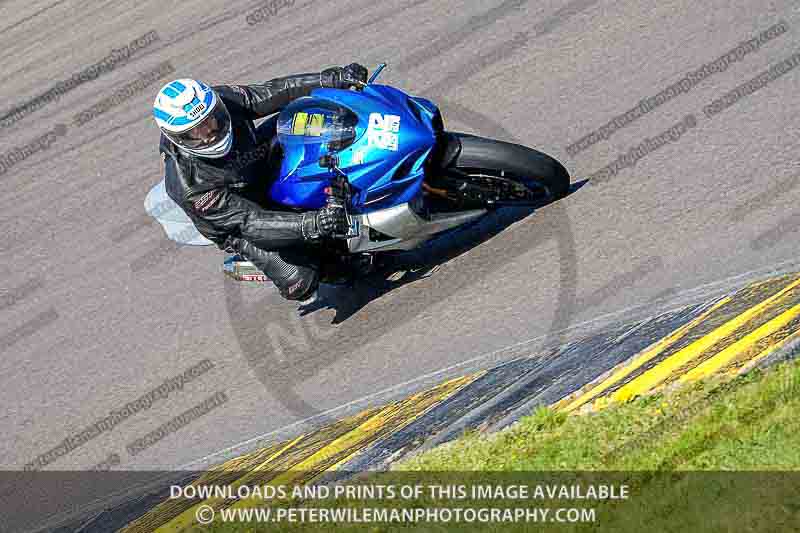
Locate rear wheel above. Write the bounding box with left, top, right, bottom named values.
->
left=426, top=133, right=570, bottom=208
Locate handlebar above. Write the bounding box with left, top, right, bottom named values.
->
left=350, top=62, right=388, bottom=91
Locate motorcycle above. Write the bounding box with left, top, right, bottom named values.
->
left=146, top=64, right=570, bottom=284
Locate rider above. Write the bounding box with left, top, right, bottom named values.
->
left=152, top=64, right=368, bottom=301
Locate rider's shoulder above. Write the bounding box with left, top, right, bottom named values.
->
left=214, top=84, right=251, bottom=108
left=213, top=84, right=247, bottom=97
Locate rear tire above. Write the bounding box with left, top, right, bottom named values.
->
left=446, top=133, right=570, bottom=201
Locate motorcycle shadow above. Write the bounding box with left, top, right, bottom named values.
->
left=299, top=180, right=587, bottom=323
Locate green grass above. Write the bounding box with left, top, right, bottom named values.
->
left=400, top=360, right=800, bottom=471
left=197, top=359, right=800, bottom=532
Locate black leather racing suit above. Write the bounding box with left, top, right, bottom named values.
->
left=161, top=71, right=345, bottom=301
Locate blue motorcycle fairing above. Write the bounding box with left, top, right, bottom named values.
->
left=269, top=84, right=440, bottom=213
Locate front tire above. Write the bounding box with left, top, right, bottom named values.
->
left=443, top=133, right=571, bottom=202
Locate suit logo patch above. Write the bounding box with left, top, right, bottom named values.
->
left=193, top=190, right=223, bottom=212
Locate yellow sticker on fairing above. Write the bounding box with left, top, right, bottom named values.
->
left=307, top=113, right=324, bottom=136
left=291, top=112, right=308, bottom=135
left=291, top=112, right=325, bottom=136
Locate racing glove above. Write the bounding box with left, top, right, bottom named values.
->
left=301, top=205, right=349, bottom=240
left=322, top=63, right=369, bottom=89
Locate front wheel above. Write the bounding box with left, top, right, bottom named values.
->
left=427, top=133, right=571, bottom=207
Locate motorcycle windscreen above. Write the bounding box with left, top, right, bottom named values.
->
left=276, top=101, right=359, bottom=153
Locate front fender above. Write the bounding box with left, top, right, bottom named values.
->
left=428, top=132, right=462, bottom=170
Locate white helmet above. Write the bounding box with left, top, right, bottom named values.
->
left=153, top=79, right=233, bottom=158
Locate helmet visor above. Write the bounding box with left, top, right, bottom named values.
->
left=167, top=99, right=232, bottom=150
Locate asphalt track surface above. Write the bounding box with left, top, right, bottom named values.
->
left=1, top=0, right=799, bottom=473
